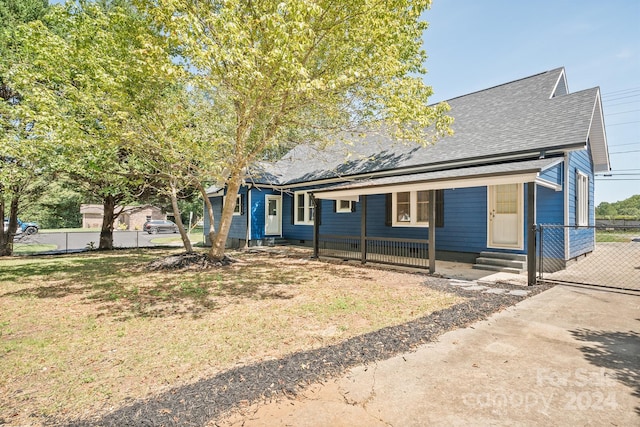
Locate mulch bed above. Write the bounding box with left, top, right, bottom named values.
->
left=60, top=278, right=552, bottom=427
left=145, top=253, right=237, bottom=271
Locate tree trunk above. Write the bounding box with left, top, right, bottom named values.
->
left=99, top=195, right=117, bottom=250
left=170, top=179, right=193, bottom=253
left=197, top=181, right=216, bottom=248
left=0, top=193, right=20, bottom=257
left=208, top=173, right=242, bottom=261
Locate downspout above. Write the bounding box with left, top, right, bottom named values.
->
left=527, top=182, right=536, bottom=286
left=311, top=193, right=319, bottom=258
left=246, top=185, right=253, bottom=248
left=428, top=190, right=436, bottom=274
left=564, top=152, right=570, bottom=260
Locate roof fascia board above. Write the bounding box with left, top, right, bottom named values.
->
left=535, top=177, right=562, bottom=191
left=549, top=68, right=568, bottom=98
left=313, top=171, right=541, bottom=200
left=587, top=90, right=611, bottom=172
left=256, top=146, right=583, bottom=191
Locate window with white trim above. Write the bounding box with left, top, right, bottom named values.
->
left=232, top=194, right=242, bottom=216
left=576, top=171, right=589, bottom=226
left=392, top=191, right=430, bottom=226
left=336, top=199, right=353, bottom=213
left=294, top=191, right=315, bottom=225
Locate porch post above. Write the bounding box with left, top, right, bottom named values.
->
left=429, top=190, right=436, bottom=274
left=360, top=195, right=367, bottom=264
left=312, top=194, right=319, bottom=259
left=527, top=182, right=536, bottom=286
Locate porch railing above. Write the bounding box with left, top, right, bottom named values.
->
left=317, top=234, right=430, bottom=269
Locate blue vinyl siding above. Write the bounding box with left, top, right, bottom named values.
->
left=536, top=182, right=565, bottom=260
left=281, top=190, right=313, bottom=242
left=539, top=162, right=563, bottom=184
left=252, top=188, right=282, bottom=239
left=205, top=187, right=248, bottom=240
left=567, top=149, right=595, bottom=258
left=435, top=187, right=488, bottom=253
left=279, top=186, right=536, bottom=255
left=536, top=185, right=564, bottom=225
left=250, top=188, right=265, bottom=239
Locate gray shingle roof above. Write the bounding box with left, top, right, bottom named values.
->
left=248, top=67, right=601, bottom=187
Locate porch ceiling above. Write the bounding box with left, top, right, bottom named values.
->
left=313, top=158, right=562, bottom=200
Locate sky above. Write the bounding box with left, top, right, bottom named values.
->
left=48, top=1, right=639, bottom=204
left=421, top=0, right=640, bottom=205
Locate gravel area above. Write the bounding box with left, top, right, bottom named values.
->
left=61, top=277, right=552, bottom=427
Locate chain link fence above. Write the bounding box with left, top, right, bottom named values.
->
left=10, top=230, right=205, bottom=255
left=538, top=224, right=640, bottom=292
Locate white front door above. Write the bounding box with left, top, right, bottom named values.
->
left=265, top=195, right=282, bottom=236
left=488, top=184, right=523, bottom=249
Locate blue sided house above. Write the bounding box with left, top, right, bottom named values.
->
left=205, top=67, right=609, bottom=284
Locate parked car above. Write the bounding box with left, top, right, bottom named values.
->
left=3, top=218, right=38, bottom=235
left=143, top=219, right=178, bottom=234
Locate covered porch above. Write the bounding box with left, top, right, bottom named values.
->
left=309, top=158, right=560, bottom=286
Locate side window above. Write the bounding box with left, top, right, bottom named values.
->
left=576, top=171, right=589, bottom=226
left=336, top=199, right=353, bottom=213
left=233, top=194, right=242, bottom=216
left=294, top=191, right=314, bottom=225
left=387, top=190, right=444, bottom=227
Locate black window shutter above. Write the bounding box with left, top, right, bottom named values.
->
left=333, top=200, right=337, bottom=212
left=385, top=194, right=392, bottom=226
left=290, top=194, right=295, bottom=224
left=435, top=190, right=444, bottom=227
left=351, top=200, right=357, bottom=213
left=240, top=194, right=245, bottom=215
left=316, top=198, right=321, bottom=226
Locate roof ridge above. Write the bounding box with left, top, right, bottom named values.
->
left=439, top=67, right=565, bottom=104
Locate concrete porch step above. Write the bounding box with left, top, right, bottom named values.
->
left=472, top=264, right=523, bottom=274
left=478, top=251, right=527, bottom=262
left=475, top=257, right=526, bottom=269
left=473, top=251, right=527, bottom=274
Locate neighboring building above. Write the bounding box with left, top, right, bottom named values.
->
left=205, top=68, right=609, bottom=281
left=80, top=204, right=165, bottom=230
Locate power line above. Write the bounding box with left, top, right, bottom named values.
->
left=595, top=178, right=640, bottom=181
left=606, top=109, right=640, bottom=116
left=610, top=149, right=640, bottom=154
left=602, top=87, right=640, bottom=96
left=607, top=120, right=640, bottom=127
left=608, top=142, right=640, bottom=147
left=602, top=94, right=640, bottom=102
left=604, top=100, right=640, bottom=108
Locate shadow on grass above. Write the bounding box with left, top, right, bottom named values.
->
left=570, top=327, right=640, bottom=415
left=0, top=250, right=303, bottom=320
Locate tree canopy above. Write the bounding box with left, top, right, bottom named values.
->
left=596, top=195, right=640, bottom=219
left=139, top=0, right=453, bottom=260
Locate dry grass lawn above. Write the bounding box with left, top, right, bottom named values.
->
left=0, top=247, right=461, bottom=426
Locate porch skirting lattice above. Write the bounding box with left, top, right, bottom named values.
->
left=318, top=234, right=430, bottom=269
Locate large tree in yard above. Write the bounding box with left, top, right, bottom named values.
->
left=0, top=0, right=51, bottom=256
left=140, top=0, right=453, bottom=261
left=9, top=0, right=175, bottom=250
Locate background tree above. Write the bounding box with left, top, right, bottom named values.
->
left=0, top=0, right=50, bottom=256
left=128, top=82, right=233, bottom=252
left=597, top=195, right=640, bottom=219
left=12, top=0, right=174, bottom=249
left=140, top=0, right=453, bottom=261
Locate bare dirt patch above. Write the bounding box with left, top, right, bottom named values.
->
left=0, top=247, right=461, bottom=426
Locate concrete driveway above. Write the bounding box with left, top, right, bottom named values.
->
left=546, top=242, right=640, bottom=292
left=219, top=286, right=640, bottom=426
